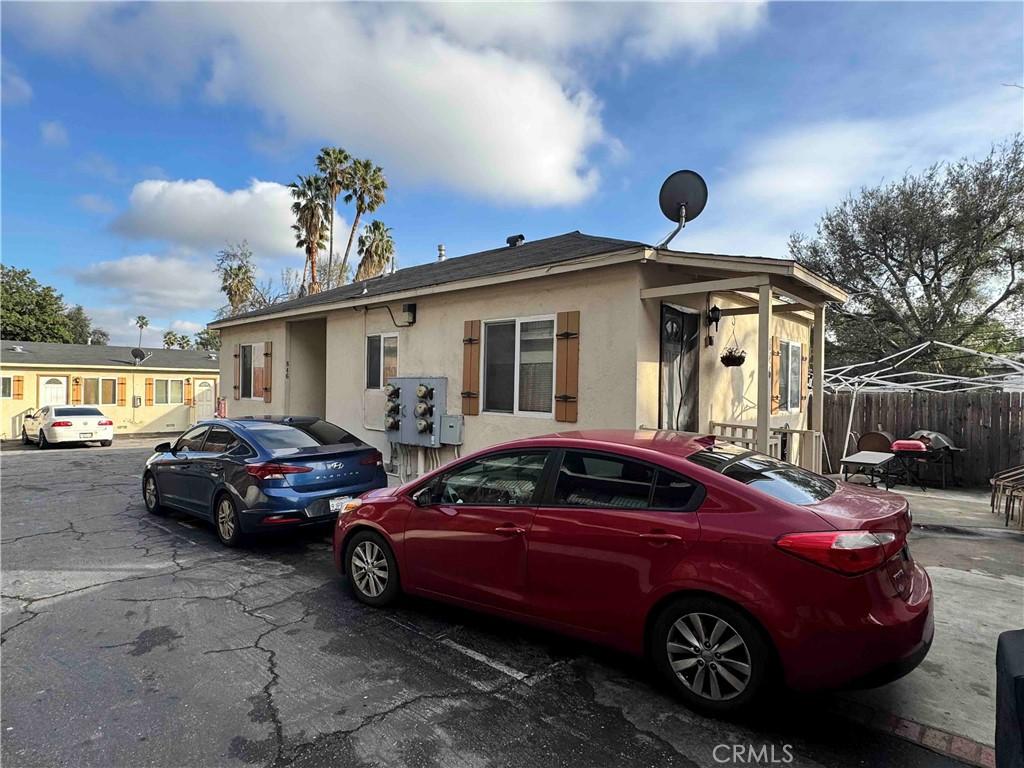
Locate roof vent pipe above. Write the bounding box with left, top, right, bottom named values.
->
left=437, top=244, right=446, bottom=262
left=506, top=234, right=525, bottom=248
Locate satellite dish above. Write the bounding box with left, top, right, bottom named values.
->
left=656, top=170, right=708, bottom=248
left=130, top=347, right=151, bottom=366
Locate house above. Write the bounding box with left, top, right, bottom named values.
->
left=0, top=341, right=220, bottom=439
left=208, top=231, right=847, bottom=474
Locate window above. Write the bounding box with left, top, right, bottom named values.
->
left=778, top=340, right=802, bottom=411
left=1, top=376, right=11, bottom=398
left=553, top=451, right=655, bottom=509
left=202, top=427, right=239, bottom=454
left=82, top=377, right=117, bottom=405
left=243, top=419, right=364, bottom=456
left=174, top=425, right=209, bottom=452
left=427, top=451, right=548, bottom=506
left=154, top=379, right=184, bottom=405
left=54, top=407, right=104, bottom=417
left=239, top=342, right=265, bottom=399
left=688, top=445, right=836, bottom=505
left=365, top=334, right=398, bottom=389
left=482, top=316, right=555, bottom=416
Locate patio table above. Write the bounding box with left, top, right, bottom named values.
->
left=839, top=451, right=894, bottom=488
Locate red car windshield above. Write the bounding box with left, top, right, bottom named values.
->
left=687, top=443, right=836, bottom=505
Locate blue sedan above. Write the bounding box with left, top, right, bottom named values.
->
left=143, top=416, right=388, bottom=546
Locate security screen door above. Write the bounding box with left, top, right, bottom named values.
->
left=659, top=304, right=699, bottom=431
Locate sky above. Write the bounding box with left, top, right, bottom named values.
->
left=2, top=1, right=1022, bottom=346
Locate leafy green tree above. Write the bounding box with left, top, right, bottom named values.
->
left=65, top=305, right=94, bottom=344
left=791, top=136, right=1024, bottom=371
left=316, top=147, right=351, bottom=290
left=88, top=328, right=110, bottom=346
left=0, top=266, right=106, bottom=343
left=354, top=220, right=395, bottom=281
left=340, top=159, right=387, bottom=286
left=290, top=174, right=329, bottom=294
left=193, top=328, right=221, bottom=351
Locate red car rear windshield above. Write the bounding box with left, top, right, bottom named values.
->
left=687, top=443, right=836, bottom=505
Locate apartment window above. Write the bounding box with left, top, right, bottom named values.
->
left=1, top=376, right=11, bottom=399
left=154, top=379, right=184, bottom=405
left=239, top=342, right=265, bottom=399
left=82, top=377, right=117, bottom=406
left=778, top=340, right=802, bottom=411
left=483, top=317, right=554, bottom=416
left=365, top=333, right=398, bottom=390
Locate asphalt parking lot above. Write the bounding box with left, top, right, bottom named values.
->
left=0, top=441, right=987, bottom=768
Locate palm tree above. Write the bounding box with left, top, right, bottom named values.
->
left=354, top=220, right=395, bottom=281
left=340, top=159, right=387, bottom=285
left=215, top=243, right=257, bottom=315
left=289, top=174, right=329, bottom=294
left=315, top=147, right=351, bottom=290
left=135, top=315, right=149, bottom=347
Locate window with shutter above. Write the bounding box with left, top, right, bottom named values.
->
left=770, top=335, right=781, bottom=414
left=555, top=311, right=580, bottom=423
left=480, top=315, right=556, bottom=417
left=461, top=320, right=481, bottom=415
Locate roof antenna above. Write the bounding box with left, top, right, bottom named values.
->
left=655, top=170, right=708, bottom=249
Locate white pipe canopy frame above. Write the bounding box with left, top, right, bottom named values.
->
left=822, top=341, right=1024, bottom=457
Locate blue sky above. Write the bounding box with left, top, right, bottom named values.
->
left=2, top=2, right=1022, bottom=345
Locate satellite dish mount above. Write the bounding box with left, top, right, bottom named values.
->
left=656, top=170, right=708, bottom=249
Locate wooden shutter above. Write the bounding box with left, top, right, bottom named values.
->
left=71, top=377, right=82, bottom=405
left=770, top=335, right=781, bottom=415
left=232, top=344, right=241, bottom=401
left=555, top=311, right=580, bottom=423
left=117, top=377, right=127, bottom=407
left=184, top=379, right=194, bottom=406
left=12, top=376, right=23, bottom=400
left=263, top=342, right=273, bottom=404
left=461, top=320, right=481, bottom=416
left=145, top=377, right=154, bottom=406
left=799, top=342, right=809, bottom=412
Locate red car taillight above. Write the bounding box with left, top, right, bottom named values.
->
left=360, top=451, right=383, bottom=467
left=51, top=420, right=73, bottom=427
left=776, top=530, right=904, bottom=575
left=98, top=419, right=113, bottom=426
left=245, top=463, right=314, bottom=481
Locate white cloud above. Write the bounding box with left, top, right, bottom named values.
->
left=680, top=87, right=1024, bottom=258
left=170, top=319, right=204, bottom=334
left=112, top=178, right=311, bottom=256
left=77, top=152, right=121, bottom=183
left=5, top=3, right=764, bottom=205
left=39, top=120, right=69, bottom=147
left=2, top=60, right=33, bottom=105
left=75, top=253, right=221, bottom=316
left=75, top=193, right=116, bottom=215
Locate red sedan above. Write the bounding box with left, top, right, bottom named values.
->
left=333, top=430, right=933, bottom=714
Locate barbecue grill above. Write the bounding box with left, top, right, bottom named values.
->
left=890, top=430, right=963, bottom=490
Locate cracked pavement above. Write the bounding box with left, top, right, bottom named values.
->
left=1, top=443, right=968, bottom=767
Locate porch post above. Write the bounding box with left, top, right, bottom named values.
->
left=812, top=304, right=826, bottom=471
left=756, top=283, right=773, bottom=453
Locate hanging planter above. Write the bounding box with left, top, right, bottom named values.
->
left=720, top=347, right=747, bottom=367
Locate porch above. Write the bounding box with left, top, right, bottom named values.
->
left=639, top=249, right=847, bottom=472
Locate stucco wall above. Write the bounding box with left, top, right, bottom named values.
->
left=219, top=318, right=289, bottom=418
left=0, top=367, right=217, bottom=439
left=285, top=318, right=327, bottom=417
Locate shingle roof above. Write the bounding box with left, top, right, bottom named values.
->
left=0, top=340, right=220, bottom=370
left=212, top=231, right=645, bottom=325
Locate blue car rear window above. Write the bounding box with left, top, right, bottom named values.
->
left=244, top=420, right=364, bottom=452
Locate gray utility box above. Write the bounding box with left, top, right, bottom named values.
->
left=384, top=376, right=461, bottom=447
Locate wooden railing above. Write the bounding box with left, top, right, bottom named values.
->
left=708, top=421, right=822, bottom=472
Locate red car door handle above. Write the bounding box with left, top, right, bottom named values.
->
left=639, top=532, right=682, bottom=542
left=495, top=525, right=526, bottom=536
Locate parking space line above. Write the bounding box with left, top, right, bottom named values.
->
left=143, top=518, right=198, bottom=546
left=439, top=637, right=528, bottom=682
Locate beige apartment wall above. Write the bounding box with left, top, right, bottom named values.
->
left=286, top=318, right=327, bottom=417
left=218, top=318, right=289, bottom=418
left=638, top=262, right=813, bottom=434
left=322, top=262, right=644, bottom=462
left=0, top=366, right=217, bottom=439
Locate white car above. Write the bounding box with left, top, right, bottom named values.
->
left=21, top=406, right=115, bottom=448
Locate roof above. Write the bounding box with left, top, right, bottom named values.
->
left=211, top=231, right=644, bottom=327
left=0, top=340, right=220, bottom=371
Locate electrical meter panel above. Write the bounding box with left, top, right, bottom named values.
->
left=383, top=376, right=458, bottom=447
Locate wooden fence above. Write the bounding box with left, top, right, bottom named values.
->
left=821, top=391, right=1024, bottom=487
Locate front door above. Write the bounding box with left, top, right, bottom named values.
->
left=41, top=377, right=68, bottom=406
left=528, top=449, right=703, bottom=640
left=404, top=450, right=549, bottom=613
left=659, top=304, right=699, bottom=431
left=194, top=380, right=215, bottom=420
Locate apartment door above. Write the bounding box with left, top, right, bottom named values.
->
left=659, top=304, right=699, bottom=431
left=194, top=380, right=215, bottom=420
left=41, top=377, right=68, bottom=406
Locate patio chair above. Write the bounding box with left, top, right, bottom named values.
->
left=990, top=465, right=1024, bottom=530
